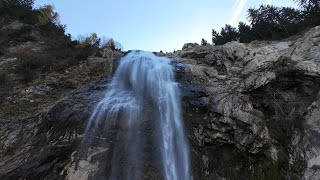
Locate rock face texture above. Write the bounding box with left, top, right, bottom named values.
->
left=0, top=26, right=320, bottom=179
left=173, top=26, right=320, bottom=180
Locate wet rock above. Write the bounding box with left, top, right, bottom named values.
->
left=172, top=26, right=320, bottom=179
left=1, top=26, right=320, bottom=180
left=0, top=77, right=109, bottom=179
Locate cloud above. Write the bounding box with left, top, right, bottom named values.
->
left=229, top=0, right=249, bottom=26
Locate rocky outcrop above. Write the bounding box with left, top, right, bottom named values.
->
left=172, top=25, right=320, bottom=179
left=182, top=43, right=200, bottom=51
left=0, top=46, right=121, bottom=179
left=0, top=26, right=320, bottom=179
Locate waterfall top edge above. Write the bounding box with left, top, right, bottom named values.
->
left=125, top=50, right=171, bottom=60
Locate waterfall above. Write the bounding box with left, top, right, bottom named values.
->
left=82, top=50, right=190, bottom=180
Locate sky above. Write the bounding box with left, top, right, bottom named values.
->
left=34, top=0, right=298, bottom=52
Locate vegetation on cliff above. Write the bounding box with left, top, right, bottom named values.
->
left=211, top=0, right=320, bottom=45
left=0, top=0, right=120, bottom=84
left=0, top=0, right=123, bottom=119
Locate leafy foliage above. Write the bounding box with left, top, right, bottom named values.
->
left=295, top=0, right=320, bottom=27
left=38, top=5, right=59, bottom=25
left=210, top=0, right=320, bottom=45
left=212, top=24, right=239, bottom=45
left=105, top=38, right=116, bottom=50
left=100, top=37, right=123, bottom=51
left=78, top=33, right=101, bottom=48
left=0, top=0, right=35, bottom=25
left=0, top=1, right=101, bottom=82
left=201, top=38, right=208, bottom=45
left=238, top=22, right=256, bottom=43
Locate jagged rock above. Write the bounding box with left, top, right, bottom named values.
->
left=171, top=26, right=320, bottom=179
left=1, top=26, right=320, bottom=179
left=182, top=43, right=200, bottom=51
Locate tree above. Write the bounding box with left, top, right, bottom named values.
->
left=201, top=38, right=208, bottom=45
left=295, top=0, right=320, bottom=10
left=105, top=38, right=116, bottom=50
left=101, top=38, right=122, bottom=51
left=248, top=6, right=275, bottom=39
left=212, top=29, right=221, bottom=45
left=114, top=41, right=123, bottom=51
left=1, top=0, right=34, bottom=9
left=238, top=22, right=256, bottom=43
left=247, top=5, right=304, bottom=40
left=15, top=0, right=34, bottom=7
left=79, top=33, right=100, bottom=48
left=38, top=5, right=59, bottom=25
left=210, top=0, right=319, bottom=46
left=0, top=0, right=35, bottom=23
left=295, top=0, right=320, bottom=26
left=212, top=25, right=239, bottom=45
left=220, top=24, right=239, bottom=42
left=277, top=7, right=302, bottom=35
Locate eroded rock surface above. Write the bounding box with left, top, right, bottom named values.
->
left=173, top=26, right=320, bottom=180
left=0, top=26, right=320, bottom=179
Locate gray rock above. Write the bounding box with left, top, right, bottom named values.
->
left=1, top=25, right=320, bottom=180
left=182, top=43, right=200, bottom=51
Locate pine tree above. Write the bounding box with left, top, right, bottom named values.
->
left=212, top=29, right=220, bottom=45
left=238, top=22, right=256, bottom=43
left=201, top=38, right=208, bottom=45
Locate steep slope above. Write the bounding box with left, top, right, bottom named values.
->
left=0, top=21, right=123, bottom=179
left=172, top=25, right=320, bottom=179
left=0, top=26, right=319, bottom=179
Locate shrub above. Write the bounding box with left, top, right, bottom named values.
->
left=78, top=33, right=100, bottom=48
left=105, top=38, right=116, bottom=50
left=38, top=5, right=59, bottom=25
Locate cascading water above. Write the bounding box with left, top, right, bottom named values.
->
left=82, top=50, right=190, bottom=180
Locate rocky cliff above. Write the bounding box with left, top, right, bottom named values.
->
left=1, top=26, right=320, bottom=179
left=173, top=25, right=320, bottom=179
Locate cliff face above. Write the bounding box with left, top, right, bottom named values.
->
left=173, top=25, right=320, bottom=179
left=0, top=26, right=320, bottom=179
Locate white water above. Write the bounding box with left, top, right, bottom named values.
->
left=84, top=50, right=190, bottom=180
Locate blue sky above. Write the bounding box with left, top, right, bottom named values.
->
left=34, top=0, right=298, bottom=52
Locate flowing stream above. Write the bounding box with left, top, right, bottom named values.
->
left=83, top=50, right=190, bottom=180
